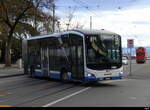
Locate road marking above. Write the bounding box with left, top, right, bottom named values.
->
left=0, top=94, right=7, bottom=96
left=129, top=96, right=136, bottom=100
left=0, top=105, right=14, bottom=107
left=0, top=92, right=13, bottom=97
left=42, top=87, right=91, bottom=107
left=129, top=96, right=137, bottom=100
left=7, top=92, right=13, bottom=95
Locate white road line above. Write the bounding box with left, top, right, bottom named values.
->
left=129, top=96, right=137, bottom=100
left=42, top=87, right=91, bottom=107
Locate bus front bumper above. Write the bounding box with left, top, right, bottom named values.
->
left=84, top=75, right=124, bottom=82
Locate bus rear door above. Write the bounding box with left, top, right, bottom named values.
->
left=41, top=43, right=49, bottom=78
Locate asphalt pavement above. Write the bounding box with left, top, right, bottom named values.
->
left=1, top=60, right=150, bottom=107
left=123, top=59, right=150, bottom=79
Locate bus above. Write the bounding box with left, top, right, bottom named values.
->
left=136, top=47, right=147, bottom=63
left=22, top=29, right=124, bottom=82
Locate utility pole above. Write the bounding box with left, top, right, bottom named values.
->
left=66, top=23, right=69, bottom=31
left=52, top=3, right=55, bottom=33
left=90, top=16, right=92, bottom=30
left=129, top=47, right=132, bottom=76
left=57, top=21, right=60, bottom=32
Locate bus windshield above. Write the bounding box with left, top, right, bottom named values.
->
left=85, top=34, right=122, bottom=70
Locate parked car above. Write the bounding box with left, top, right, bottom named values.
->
left=122, top=56, right=128, bottom=65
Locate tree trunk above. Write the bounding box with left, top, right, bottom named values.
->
left=5, top=40, right=11, bottom=67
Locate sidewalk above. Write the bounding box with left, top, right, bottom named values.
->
left=0, top=64, right=25, bottom=78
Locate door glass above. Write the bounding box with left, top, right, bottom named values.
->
left=69, top=34, right=84, bottom=79
left=41, top=38, right=49, bottom=77
left=42, top=48, right=48, bottom=69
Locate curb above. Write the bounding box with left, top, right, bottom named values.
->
left=0, top=73, right=26, bottom=79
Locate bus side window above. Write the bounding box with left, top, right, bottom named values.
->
left=49, top=38, right=59, bottom=71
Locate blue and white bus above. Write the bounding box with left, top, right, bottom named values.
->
left=22, top=29, right=124, bottom=82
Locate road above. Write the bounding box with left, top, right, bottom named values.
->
left=0, top=60, right=150, bottom=107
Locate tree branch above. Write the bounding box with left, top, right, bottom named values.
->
left=13, top=0, right=33, bottom=29
left=0, top=0, right=12, bottom=29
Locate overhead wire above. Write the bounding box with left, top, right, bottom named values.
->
left=55, top=0, right=121, bottom=30
left=55, top=1, right=94, bottom=29
left=72, top=0, right=102, bottom=17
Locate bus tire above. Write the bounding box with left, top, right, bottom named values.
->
left=60, top=69, right=68, bottom=82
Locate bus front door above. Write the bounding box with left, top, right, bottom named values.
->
left=71, top=45, right=84, bottom=80
left=41, top=48, right=49, bottom=77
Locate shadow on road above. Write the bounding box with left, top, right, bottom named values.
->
left=82, top=82, right=117, bottom=87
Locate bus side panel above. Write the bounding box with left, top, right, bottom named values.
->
left=22, top=39, right=28, bottom=74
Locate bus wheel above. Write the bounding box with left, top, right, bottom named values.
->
left=60, top=69, right=68, bottom=82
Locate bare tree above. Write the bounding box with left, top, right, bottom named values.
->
left=59, top=7, right=84, bottom=31
left=65, top=7, right=76, bottom=31
left=71, top=21, right=84, bottom=29
left=0, top=0, right=54, bottom=67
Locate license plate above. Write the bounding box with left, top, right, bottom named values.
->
left=105, top=77, right=111, bottom=80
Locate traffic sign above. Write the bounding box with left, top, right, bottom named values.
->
left=127, top=39, right=134, bottom=76
left=127, top=39, right=134, bottom=48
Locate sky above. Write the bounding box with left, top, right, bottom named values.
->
left=55, top=0, right=150, bottom=47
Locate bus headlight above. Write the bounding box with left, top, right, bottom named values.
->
left=119, top=71, right=123, bottom=75
left=87, top=73, right=95, bottom=77
left=87, top=74, right=92, bottom=77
